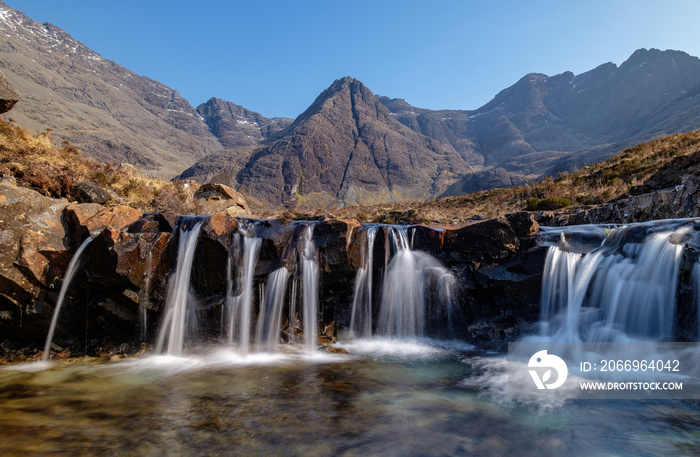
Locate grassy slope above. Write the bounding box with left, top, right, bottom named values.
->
left=327, top=130, right=700, bottom=225
left=0, top=120, right=197, bottom=214
left=2, top=118, right=700, bottom=225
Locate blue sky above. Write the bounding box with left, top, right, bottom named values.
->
left=5, top=1, right=700, bottom=119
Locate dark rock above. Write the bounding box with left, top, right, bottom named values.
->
left=443, top=217, right=520, bottom=263
left=69, top=180, right=113, bottom=205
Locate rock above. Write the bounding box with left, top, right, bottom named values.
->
left=65, top=205, right=142, bottom=243
left=443, top=217, right=521, bottom=263
left=0, top=70, right=19, bottom=113
left=0, top=182, right=71, bottom=342
left=69, top=180, right=113, bottom=205
left=128, top=212, right=178, bottom=233
left=113, top=231, right=172, bottom=306
left=194, top=183, right=250, bottom=217
left=63, top=203, right=108, bottom=243
left=201, top=212, right=238, bottom=239
left=0, top=182, right=69, bottom=299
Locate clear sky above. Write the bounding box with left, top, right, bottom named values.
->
left=5, top=1, right=700, bottom=119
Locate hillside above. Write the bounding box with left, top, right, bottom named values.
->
left=0, top=1, right=223, bottom=177
left=2, top=1, right=700, bottom=207
left=320, top=129, right=700, bottom=225
left=0, top=120, right=199, bottom=214
left=3, top=104, right=700, bottom=229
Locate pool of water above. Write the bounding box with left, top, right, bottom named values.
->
left=1, top=339, right=699, bottom=456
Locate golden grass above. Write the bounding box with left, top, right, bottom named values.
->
left=0, top=120, right=197, bottom=214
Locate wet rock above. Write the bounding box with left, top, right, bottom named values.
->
left=443, top=217, right=520, bottom=263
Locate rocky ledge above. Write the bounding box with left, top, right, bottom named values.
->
left=0, top=180, right=544, bottom=359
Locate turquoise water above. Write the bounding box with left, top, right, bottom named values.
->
left=1, top=340, right=699, bottom=456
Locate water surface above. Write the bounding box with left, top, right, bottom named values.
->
left=1, top=340, right=699, bottom=456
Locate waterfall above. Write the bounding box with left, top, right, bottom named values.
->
left=139, top=251, right=153, bottom=342
left=536, top=224, right=691, bottom=342
left=255, top=267, right=290, bottom=352
left=350, top=226, right=378, bottom=338
left=301, top=224, right=319, bottom=352
left=42, top=237, right=93, bottom=361
left=225, top=222, right=262, bottom=354
left=155, top=218, right=205, bottom=356
left=376, top=226, right=457, bottom=338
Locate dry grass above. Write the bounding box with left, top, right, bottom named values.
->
left=0, top=120, right=198, bottom=214
left=331, top=130, right=700, bottom=225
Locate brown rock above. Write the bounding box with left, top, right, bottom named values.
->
left=194, top=183, right=250, bottom=217
left=66, top=204, right=142, bottom=243
left=0, top=182, right=69, bottom=300
left=202, top=212, right=238, bottom=238
left=63, top=203, right=105, bottom=243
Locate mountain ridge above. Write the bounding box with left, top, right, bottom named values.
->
left=3, top=0, right=700, bottom=206
left=0, top=0, right=223, bottom=176
left=182, top=77, right=472, bottom=208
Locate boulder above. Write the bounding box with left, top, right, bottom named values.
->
left=69, top=180, right=113, bottom=205
left=194, top=183, right=250, bottom=217
left=0, top=182, right=69, bottom=300
left=0, top=182, right=69, bottom=342
left=443, top=217, right=521, bottom=263
left=65, top=205, right=142, bottom=243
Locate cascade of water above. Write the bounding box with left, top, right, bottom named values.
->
left=301, top=224, right=319, bottom=352
left=350, top=226, right=378, bottom=338
left=223, top=232, right=238, bottom=339
left=154, top=219, right=205, bottom=356
left=226, top=222, right=263, bottom=354
left=139, top=251, right=153, bottom=342
left=537, top=225, right=691, bottom=342
left=377, top=226, right=457, bottom=338
left=255, top=267, right=290, bottom=351
left=42, top=237, right=93, bottom=361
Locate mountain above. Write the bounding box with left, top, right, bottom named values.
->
left=380, top=48, right=700, bottom=180
left=180, top=77, right=472, bottom=208
left=196, top=98, right=293, bottom=149
left=3, top=0, right=700, bottom=206
left=0, top=1, right=223, bottom=176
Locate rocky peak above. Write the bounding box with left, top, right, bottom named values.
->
left=290, top=76, right=393, bottom=129
left=197, top=97, right=293, bottom=149
left=180, top=76, right=472, bottom=208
